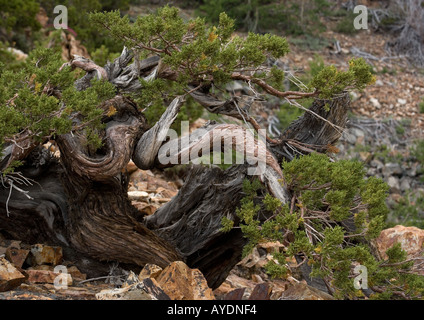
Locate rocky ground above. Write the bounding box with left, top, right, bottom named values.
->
left=1, top=161, right=423, bottom=300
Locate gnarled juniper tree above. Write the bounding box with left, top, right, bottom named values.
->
left=1, top=6, right=419, bottom=298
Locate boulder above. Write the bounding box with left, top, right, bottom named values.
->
left=26, top=269, right=72, bottom=286
left=156, top=261, right=215, bottom=300
left=5, top=247, right=29, bottom=268
left=67, top=266, right=87, bottom=282
left=0, top=257, right=26, bottom=292
left=376, top=225, right=424, bottom=260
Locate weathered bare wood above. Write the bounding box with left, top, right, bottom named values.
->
left=145, top=164, right=250, bottom=289
left=57, top=96, right=143, bottom=181
left=133, top=97, right=183, bottom=170
left=271, top=93, right=350, bottom=162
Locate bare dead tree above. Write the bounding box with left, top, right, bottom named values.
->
left=384, top=0, right=424, bottom=66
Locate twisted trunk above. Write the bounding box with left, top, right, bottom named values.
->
left=0, top=51, right=351, bottom=289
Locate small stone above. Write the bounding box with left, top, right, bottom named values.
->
left=382, top=163, right=403, bottom=177
left=397, top=98, right=407, bottom=105
left=356, top=135, right=365, bottom=145
left=258, top=241, right=284, bottom=254
left=138, top=263, right=163, bottom=281
left=400, top=178, right=411, bottom=192
left=350, top=91, right=359, bottom=101
left=126, top=160, right=138, bottom=174
left=127, top=191, right=149, bottom=201
left=225, top=81, right=245, bottom=92
left=251, top=274, right=263, bottom=283
left=0, top=257, right=26, bottom=292
left=367, top=167, right=377, bottom=176
left=370, top=159, right=384, bottom=170
left=341, top=48, right=349, bottom=54
left=375, top=79, right=384, bottom=86
left=359, top=152, right=371, bottom=163
left=391, top=193, right=403, bottom=203
left=352, top=128, right=365, bottom=138
left=370, top=97, right=381, bottom=109
left=387, top=176, right=400, bottom=193
left=406, top=163, right=418, bottom=177
left=122, top=271, right=140, bottom=288
left=344, top=132, right=357, bottom=145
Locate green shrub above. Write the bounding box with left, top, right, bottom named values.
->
left=334, top=12, right=360, bottom=34
left=387, top=192, right=424, bottom=229
left=222, top=152, right=424, bottom=299
left=418, top=99, right=424, bottom=114
left=411, top=139, right=424, bottom=164
left=0, top=47, right=116, bottom=152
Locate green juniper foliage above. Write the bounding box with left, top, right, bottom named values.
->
left=0, top=48, right=115, bottom=155
left=309, top=58, right=376, bottom=99
left=222, top=153, right=424, bottom=299
left=89, top=6, right=374, bottom=127
left=89, top=7, right=290, bottom=126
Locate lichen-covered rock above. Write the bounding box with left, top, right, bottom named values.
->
left=138, top=263, right=163, bottom=280
left=376, top=225, right=424, bottom=260
left=156, top=261, right=215, bottom=300
left=26, top=269, right=72, bottom=286
left=27, top=244, right=63, bottom=266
